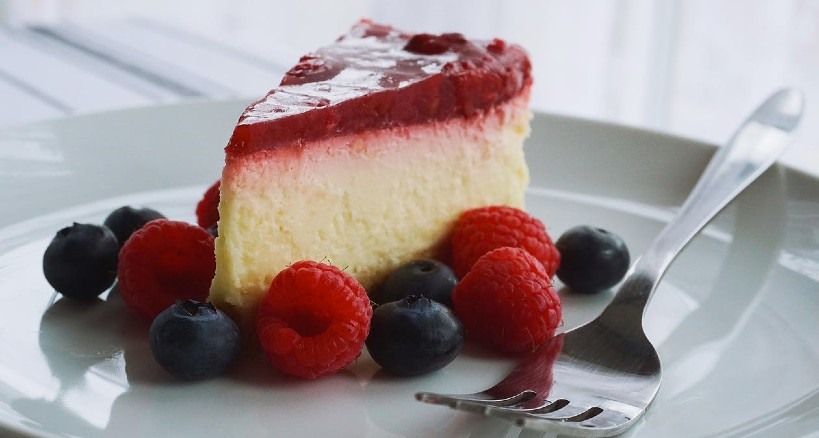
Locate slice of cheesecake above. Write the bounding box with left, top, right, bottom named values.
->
left=210, top=20, right=533, bottom=329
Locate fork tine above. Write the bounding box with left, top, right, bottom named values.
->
left=485, top=398, right=569, bottom=415
left=415, top=390, right=536, bottom=409
left=488, top=400, right=588, bottom=423
left=512, top=415, right=625, bottom=437
left=492, top=404, right=637, bottom=436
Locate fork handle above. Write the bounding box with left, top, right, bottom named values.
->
left=598, top=89, right=803, bottom=331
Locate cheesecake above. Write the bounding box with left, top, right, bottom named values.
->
left=210, top=20, right=533, bottom=329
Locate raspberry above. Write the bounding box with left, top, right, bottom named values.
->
left=256, top=260, right=372, bottom=379
left=118, top=219, right=216, bottom=320
left=195, top=180, right=220, bottom=229
left=452, top=247, right=561, bottom=354
left=451, top=206, right=560, bottom=278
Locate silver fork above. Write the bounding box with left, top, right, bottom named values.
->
left=417, top=88, right=804, bottom=437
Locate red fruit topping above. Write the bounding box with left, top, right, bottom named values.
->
left=256, top=260, right=372, bottom=379
left=452, top=247, right=561, bottom=354
left=118, top=219, right=216, bottom=320
left=227, top=20, right=531, bottom=159
left=487, top=38, right=507, bottom=54
left=403, top=32, right=467, bottom=55
left=195, top=180, right=220, bottom=229
left=451, top=206, right=560, bottom=278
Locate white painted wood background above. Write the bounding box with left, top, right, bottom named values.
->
left=1, top=0, right=817, bottom=174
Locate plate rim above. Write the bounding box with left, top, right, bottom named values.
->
left=1, top=100, right=817, bottom=438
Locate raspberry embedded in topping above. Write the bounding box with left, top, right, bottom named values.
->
left=403, top=32, right=467, bottom=55
left=281, top=55, right=344, bottom=86
left=487, top=38, right=507, bottom=54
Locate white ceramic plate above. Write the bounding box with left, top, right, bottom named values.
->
left=1, top=101, right=818, bottom=438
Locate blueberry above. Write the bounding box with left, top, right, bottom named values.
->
left=376, top=259, right=457, bottom=308
left=555, top=225, right=630, bottom=294
left=366, top=296, right=463, bottom=376
left=148, top=300, right=241, bottom=380
left=206, top=223, right=218, bottom=238
left=42, top=223, right=119, bottom=300
left=103, top=206, right=165, bottom=247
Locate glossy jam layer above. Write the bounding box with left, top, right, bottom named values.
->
left=225, top=20, right=532, bottom=159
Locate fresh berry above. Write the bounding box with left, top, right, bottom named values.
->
left=103, top=206, right=166, bottom=248
left=555, top=226, right=630, bottom=294
left=206, top=224, right=218, bottom=238
left=149, top=300, right=241, bottom=380
left=366, top=296, right=463, bottom=376
left=451, top=206, right=560, bottom=279
left=375, top=259, right=458, bottom=308
left=452, top=247, right=561, bottom=354
left=42, top=223, right=119, bottom=300
left=256, top=260, right=372, bottom=379
left=118, top=219, right=216, bottom=320
left=195, top=180, right=220, bottom=229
